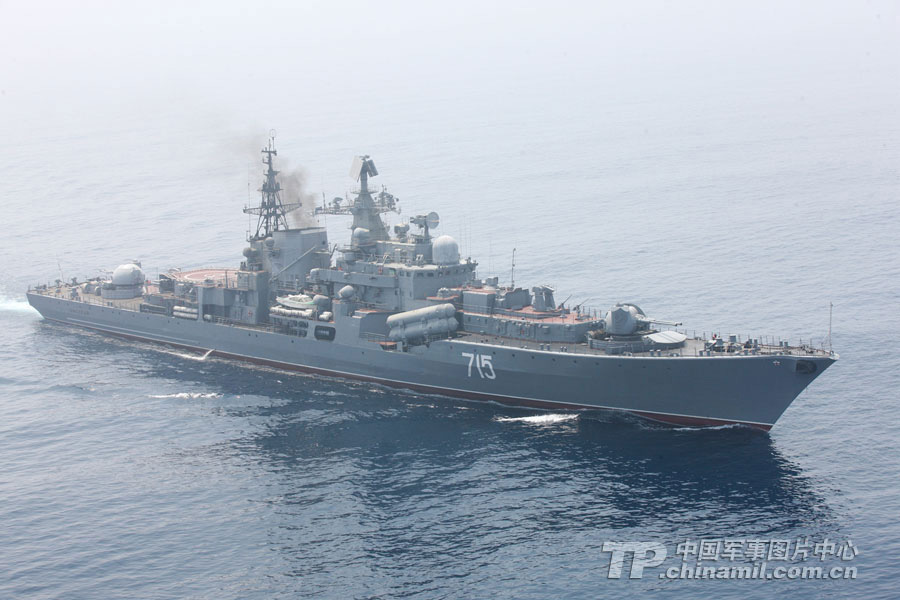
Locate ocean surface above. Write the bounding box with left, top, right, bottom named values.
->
left=2, top=8, right=899, bottom=597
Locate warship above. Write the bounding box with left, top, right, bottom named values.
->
left=27, top=138, right=836, bottom=430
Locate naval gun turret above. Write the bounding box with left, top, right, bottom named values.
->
left=603, top=303, right=682, bottom=335
left=586, top=303, right=686, bottom=354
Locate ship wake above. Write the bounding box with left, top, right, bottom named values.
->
left=671, top=423, right=750, bottom=432
left=149, top=392, right=223, bottom=399
left=494, top=413, right=579, bottom=425
left=0, top=294, right=37, bottom=314
left=159, top=348, right=215, bottom=362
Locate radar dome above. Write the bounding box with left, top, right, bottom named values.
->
left=432, top=235, right=460, bottom=265
left=351, top=227, right=372, bottom=246
left=111, top=263, right=144, bottom=286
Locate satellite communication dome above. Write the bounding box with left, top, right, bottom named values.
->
left=111, top=263, right=144, bottom=286
left=432, top=235, right=460, bottom=265
left=351, top=227, right=372, bottom=246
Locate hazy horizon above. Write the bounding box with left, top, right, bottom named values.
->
left=2, top=1, right=897, bottom=138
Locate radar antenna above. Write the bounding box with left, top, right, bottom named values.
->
left=314, top=154, right=400, bottom=241
left=410, top=211, right=440, bottom=240
left=243, top=135, right=301, bottom=241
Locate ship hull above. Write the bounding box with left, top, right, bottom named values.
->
left=27, top=293, right=835, bottom=430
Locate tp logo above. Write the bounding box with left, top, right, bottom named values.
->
left=602, top=542, right=668, bottom=579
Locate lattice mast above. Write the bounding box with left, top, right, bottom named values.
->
left=243, top=136, right=300, bottom=241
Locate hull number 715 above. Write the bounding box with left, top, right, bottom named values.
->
left=462, top=352, right=496, bottom=379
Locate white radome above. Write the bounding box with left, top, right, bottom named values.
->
left=112, top=263, right=144, bottom=286
left=432, top=235, right=460, bottom=265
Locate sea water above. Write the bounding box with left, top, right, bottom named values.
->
left=1, top=5, right=898, bottom=597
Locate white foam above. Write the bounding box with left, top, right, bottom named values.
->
left=672, top=423, right=747, bottom=432
left=408, top=403, right=438, bottom=409
left=149, top=392, right=222, bottom=399
left=0, top=295, right=38, bottom=314
left=494, top=413, right=579, bottom=425
left=163, top=348, right=214, bottom=361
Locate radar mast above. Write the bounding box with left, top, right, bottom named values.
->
left=243, top=134, right=301, bottom=241
left=315, top=155, right=399, bottom=241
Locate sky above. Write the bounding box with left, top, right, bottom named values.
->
left=1, top=1, right=897, bottom=136
left=0, top=0, right=897, bottom=331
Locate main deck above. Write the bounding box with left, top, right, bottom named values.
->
left=29, top=282, right=832, bottom=361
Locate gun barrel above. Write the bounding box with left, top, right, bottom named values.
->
left=640, top=318, right=683, bottom=327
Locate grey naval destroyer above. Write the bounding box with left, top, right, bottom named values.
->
left=27, top=138, right=836, bottom=430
